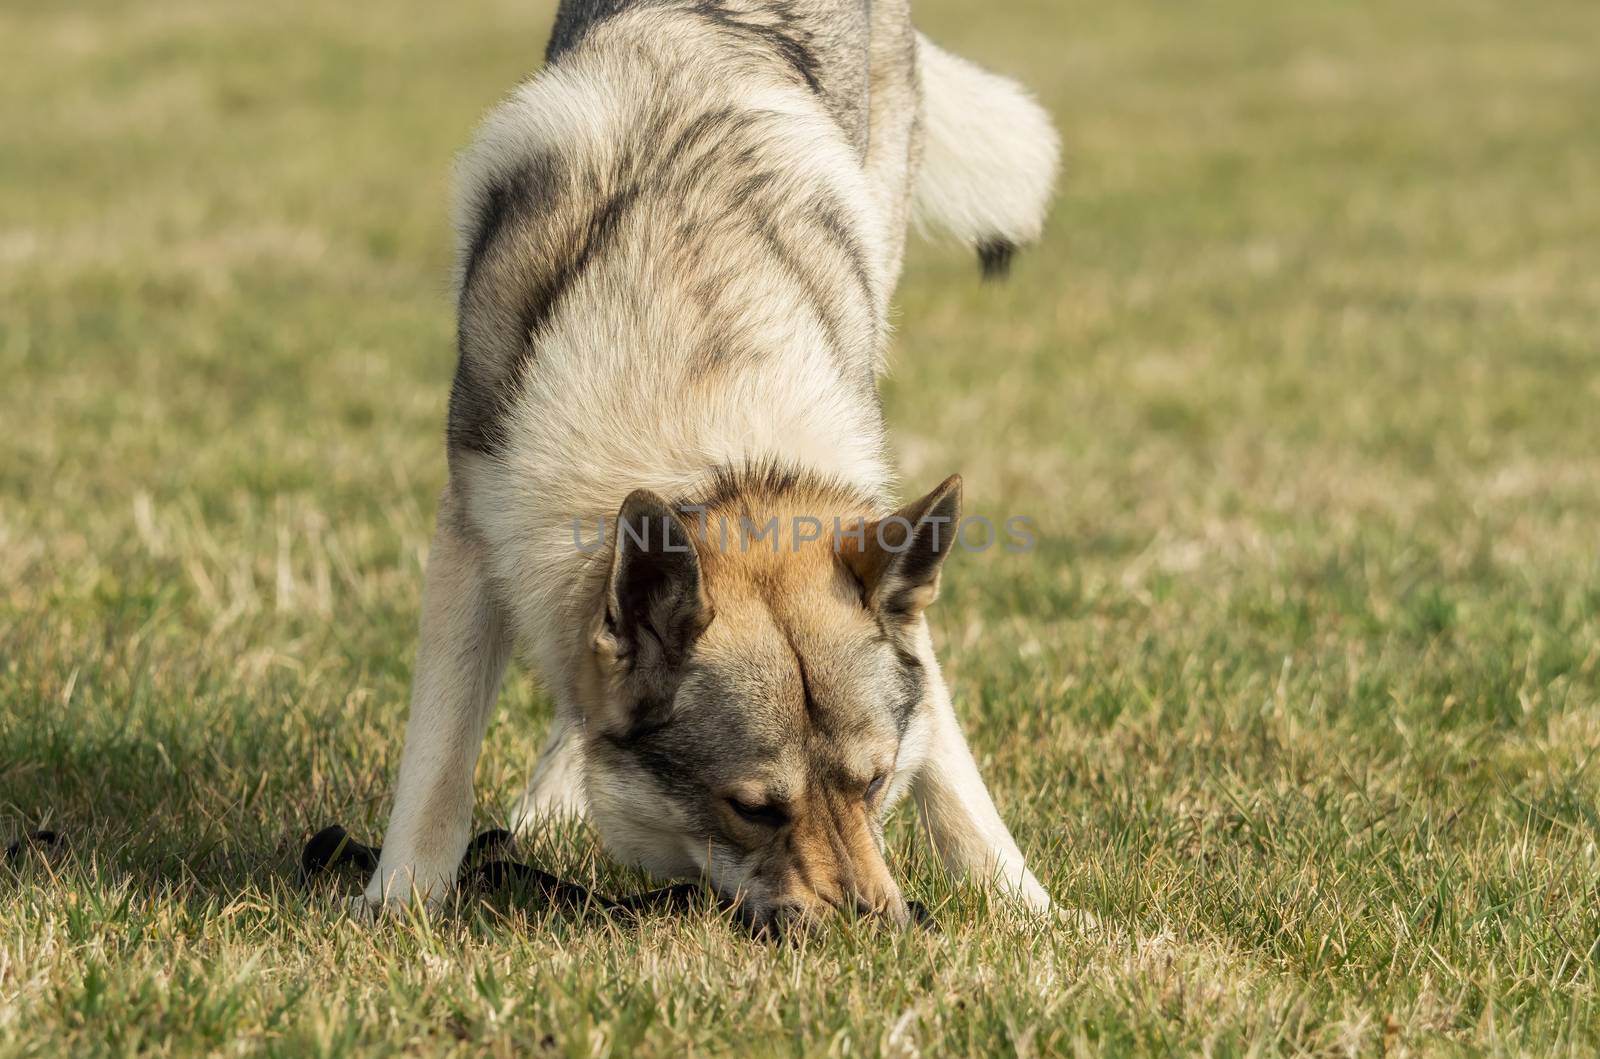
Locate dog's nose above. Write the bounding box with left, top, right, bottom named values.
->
left=753, top=890, right=912, bottom=935
left=851, top=885, right=910, bottom=927
left=753, top=898, right=827, bottom=937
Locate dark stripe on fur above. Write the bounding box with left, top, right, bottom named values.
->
left=750, top=215, right=847, bottom=361
left=891, top=647, right=925, bottom=735
left=545, top=0, right=641, bottom=62
left=795, top=653, right=823, bottom=728
left=448, top=356, right=511, bottom=456
left=655, top=106, right=751, bottom=178
left=684, top=0, right=823, bottom=95
left=978, top=238, right=1017, bottom=281
left=525, top=184, right=640, bottom=341
left=672, top=459, right=880, bottom=517
left=548, top=0, right=823, bottom=98
left=461, top=171, right=520, bottom=297
left=601, top=726, right=707, bottom=803
left=451, top=178, right=639, bottom=456
left=452, top=160, right=555, bottom=455
left=807, top=195, right=875, bottom=309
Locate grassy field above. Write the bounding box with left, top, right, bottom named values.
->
left=3, top=0, right=1599, bottom=1053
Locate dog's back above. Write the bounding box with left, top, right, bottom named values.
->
left=546, top=0, right=875, bottom=153
left=451, top=0, right=888, bottom=452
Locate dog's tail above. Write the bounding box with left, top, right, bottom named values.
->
left=912, top=36, right=1060, bottom=279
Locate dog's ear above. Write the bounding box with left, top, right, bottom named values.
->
left=841, top=475, right=962, bottom=621
left=595, top=489, right=712, bottom=673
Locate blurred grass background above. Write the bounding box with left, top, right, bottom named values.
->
left=3, top=0, right=1599, bottom=1054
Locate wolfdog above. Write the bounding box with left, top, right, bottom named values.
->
left=364, top=0, right=1060, bottom=928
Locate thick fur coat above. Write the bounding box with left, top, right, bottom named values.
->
left=365, top=0, right=1061, bottom=926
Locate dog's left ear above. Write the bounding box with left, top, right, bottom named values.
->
left=841, top=474, right=962, bottom=621
left=595, top=489, right=713, bottom=673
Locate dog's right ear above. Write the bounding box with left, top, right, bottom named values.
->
left=594, top=489, right=712, bottom=674
left=840, top=474, right=963, bottom=622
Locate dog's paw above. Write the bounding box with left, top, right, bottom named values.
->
left=1052, top=905, right=1101, bottom=932
left=342, top=891, right=386, bottom=924
left=342, top=887, right=442, bottom=924
left=1007, top=870, right=1057, bottom=917
left=1000, top=873, right=1100, bottom=933
left=346, top=865, right=452, bottom=923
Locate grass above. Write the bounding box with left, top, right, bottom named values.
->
left=3, top=0, right=1599, bottom=1053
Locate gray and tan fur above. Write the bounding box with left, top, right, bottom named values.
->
left=365, top=0, right=1060, bottom=927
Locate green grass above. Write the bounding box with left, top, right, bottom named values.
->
left=3, top=0, right=1599, bottom=1053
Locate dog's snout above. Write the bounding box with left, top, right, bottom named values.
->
left=758, top=897, right=821, bottom=934
left=750, top=884, right=909, bottom=935
left=752, top=795, right=909, bottom=931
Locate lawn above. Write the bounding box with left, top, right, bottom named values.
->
left=3, top=0, right=1599, bottom=1054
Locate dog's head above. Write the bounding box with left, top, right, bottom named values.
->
left=576, top=473, right=962, bottom=930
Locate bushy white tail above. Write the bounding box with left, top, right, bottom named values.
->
left=912, top=36, right=1060, bottom=278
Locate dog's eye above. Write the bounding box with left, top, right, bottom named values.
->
left=727, top=797, right=788, bottom=828
left=864, top=774, right=887, bottom=803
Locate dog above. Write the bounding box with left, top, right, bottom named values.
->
left=363, top=0, right=1060, bottom=929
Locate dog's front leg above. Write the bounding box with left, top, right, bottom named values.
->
left=913, top=669, right=1052, bottom=913
left=364, top=495, right=512, bottom=912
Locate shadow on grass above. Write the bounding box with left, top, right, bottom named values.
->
left=0, top=677, right=742, bottom=933
left=0, top=646, right=391, bottom=905
left=6, top=751, right=300, bottom=903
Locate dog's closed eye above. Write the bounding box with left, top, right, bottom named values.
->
left=727, top=797, right=789, bottom=828
left=864, top=774, right=887, bottom=804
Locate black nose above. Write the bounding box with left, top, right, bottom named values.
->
left=767, top=899, right=813, bottom=925
left=742, top=897, right=933, bottom=938
left=744, top=899, right=820, bottom=938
